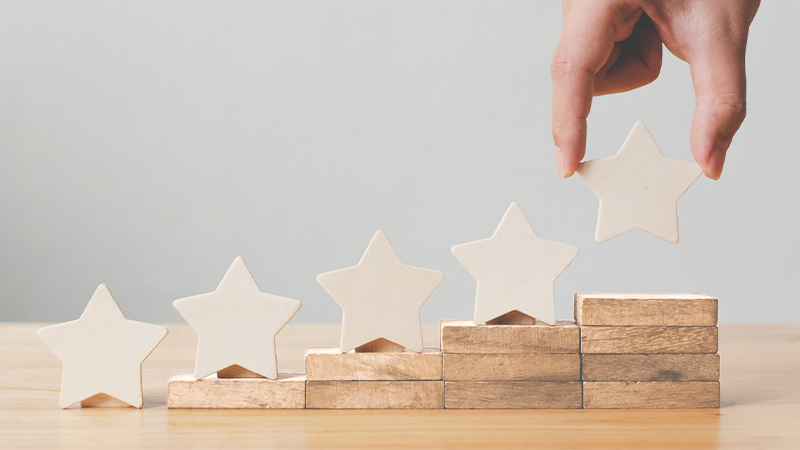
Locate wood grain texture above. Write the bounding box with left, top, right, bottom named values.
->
left=575, top=293, right=718, bottom=326
left=305, top=347, right=442, bottom=381
left=583, top=381, right=720, bottom=409
left=582, top=354, right=720, bottom=381
left=173, top=257, right=302, bottom=379
left=581, top=326, right=718, bottom=354
left=451, top=202, right=579, bottom=325
left=576, top=120, right=703, bottom=244
left=168, top=373, right=305, bottom=409
left=354, top=338, right=405, bottom=353
left=316, top=230, right=444, bottom=353
left=7, top=323, right=800, bottom=449
left=445, top=381, right=582, bottom=409
left=441, top=320, right=579, bottom=354
left=37, top=284, right=168, bottom=408
left=443, top=353, right=580, bottom=381
left=305, top=380, right=444, bottom=409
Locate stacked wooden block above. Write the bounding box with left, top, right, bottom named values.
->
left=577, top=293, right=720, bottom=409
left=304, top=346, right=444, bottom=409
left=440, top=319, right=582, bottom=409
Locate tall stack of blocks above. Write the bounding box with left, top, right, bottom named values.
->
left=168, top=293, right=720, bottom=410
left=577, top=293, right=720, bottom=409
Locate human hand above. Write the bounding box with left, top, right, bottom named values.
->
left=551, top=0, right=760, bottom=179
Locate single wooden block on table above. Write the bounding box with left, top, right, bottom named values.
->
left=574, top=293, right=718, bottom=326
left=443, top=353, right=580, bottom=381
left=440, top=320, right=579, bottom=354
left=581, top=354, right=720, bottom=381
left=445, top=381, right=582, bottom=409
left=305, top=381, right=444, bottom=409
left=580, top=326, right=718, bottom=354
left=305, top=347, right=442, bottom=381
left=168, top=373, right=306, bottom=409
left=583, top=381, right=720, bottom=409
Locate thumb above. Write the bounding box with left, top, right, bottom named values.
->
left=688, top=34, right=748, bottom=180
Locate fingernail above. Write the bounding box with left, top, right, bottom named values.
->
left=705, top=147, right=727, bottom=181
left=556, top=147, right=566, bottom=178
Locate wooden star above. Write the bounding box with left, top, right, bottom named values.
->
left=576, top=121, right=703, bottom=243
left=173, top=257, right=302, bottom=379
left=452, top=202, right=579, bottom=325
left=37, top=284, right=168, bottom=408
left=317, top=230, right=444, bottom=353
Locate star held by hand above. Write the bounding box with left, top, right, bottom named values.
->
left=452, top=203, right=579, bottom=325
left=173, top=257, right=302, bottom=379
left=317, top=230, right=444, bottom=353
left=38, top=284, right=168, bottom=408
left=577, top=121, right=703, bottom=244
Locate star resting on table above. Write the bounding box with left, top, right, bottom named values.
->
left=173, top=257, right=302, bottom=379
left=317, top=230, right=444, bottom=353
left=38, top=284, right=168, bottom=408
left=576, top=121, right=703, bottom=244
left=452, top=202, right=579, bottom=326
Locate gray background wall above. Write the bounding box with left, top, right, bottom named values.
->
left=1, top=1, right=797, bottom=324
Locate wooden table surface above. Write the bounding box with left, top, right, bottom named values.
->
left=1, top=323, right=798, bottom=449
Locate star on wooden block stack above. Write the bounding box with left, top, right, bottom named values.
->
left=576, top=121, right=703, bottom=244
left=173, top=257, right=302, bottom=379
left=310, top=231, right=445, bottom=409
left=37, top=284, right=168, bottom=408
left=317, top=230, right=444, bottom=353
left=452, top=202, right=579, bottom=325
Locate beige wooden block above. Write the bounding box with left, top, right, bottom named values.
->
left=445, top=381, right=582, bottom=409
left=443, top=353, right=580, bottom=381
left=168, top=373, right=305, bottom=409
left=305, top=381, right=444, bottom=409
left=440, top=320, right=579, bottom=354
left=37, top=284, right=168, bottom=409
left=582, top=354, right=720, bottom=381
left=576, top=121, right=703, bottom=244
left=581, top=326, right=718, bottom=354
left=574, top=293, right=718, bottom=326
left=583, top=381, right=720, bottom=409
left=317, top=230, right=444, bottom=353
left=305, top=347, right=442, bottom=381
left=451, top=202, right=579, bottom=325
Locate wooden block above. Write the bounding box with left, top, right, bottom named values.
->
left=316, top=230, right=444, bottom=353
left=173, top=257, right=302, bottom=379
left=354, top=338, right=405, bottom=353
left=581, top=326, right=718, bottom=354
left=575, top=293, right=718, bottom=326
left=582, top=354, right=720, bottom=381
left=445, top=381, right=582, bottom=409
left=37, top=284, right=168, bottom=408
left=576, top=121, right=702, bottom=244
left=443, top=353, right=580, bottom=381
left=168, top=373, right=305, bottom=409
left=440, top=320, right=579, bottom=354
left=451, top=202, right=579, bottom=325
left=305, top=381, right=444, bottom=409
left=305, top=347, right=442, bottom=381
left=583, top=381, right=720, bottom=409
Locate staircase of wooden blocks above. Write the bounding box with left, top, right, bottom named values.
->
left=168, top=293, right=719, bottom=409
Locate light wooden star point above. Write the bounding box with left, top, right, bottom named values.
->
left=452, top=202, right=579, bottom=325
left=317, top=230, right=444, bottom=353
left=37, top=284, right=168, bottom=408
left=577, top=121, right=703, bottom=244
left=173, top=257, right=302, bottom=379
